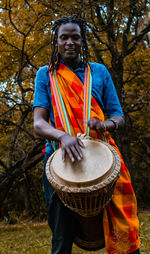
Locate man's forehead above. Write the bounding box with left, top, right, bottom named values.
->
left=58, top=23, right=81, bottom=34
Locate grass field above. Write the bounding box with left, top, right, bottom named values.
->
left=0, top=214, right=149, bottom=254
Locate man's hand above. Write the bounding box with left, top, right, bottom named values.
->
left=88, top=118, right=105, bottom=132
left=60, top=133, right=85, bottom=162
left=88, top=116, right=125, bottom=133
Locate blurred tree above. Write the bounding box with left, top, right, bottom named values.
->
left=0, top=0, right=149, bottom=219
left=79, top=0, right=150, bottom=169
left=124, top=44, right=150, bottom=206
left=0, top=0, right=58, bottom=218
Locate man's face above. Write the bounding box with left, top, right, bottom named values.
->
left=56, top=23, right=82, bottom=63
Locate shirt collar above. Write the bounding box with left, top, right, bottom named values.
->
left=60, top=58, right=86, bottom=73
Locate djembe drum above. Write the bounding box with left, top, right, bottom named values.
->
left=46, top=134, right=121, bottom=250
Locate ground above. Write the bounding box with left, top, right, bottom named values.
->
left=0, top=213, right=149, bottom=254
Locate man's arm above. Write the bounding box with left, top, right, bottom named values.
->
left=88, top=115, right=125, bottom=133
left=34, top=107, right=66, bottom=141
left=34, top=107, right=84, bottom=162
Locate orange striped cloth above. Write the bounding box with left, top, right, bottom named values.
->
left=49, top=62, right=140, bottom=254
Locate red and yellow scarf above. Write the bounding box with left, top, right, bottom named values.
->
left=48, top=62, right=140, bottom=254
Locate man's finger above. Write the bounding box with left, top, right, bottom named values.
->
left=70, top=145, right=82, bottom=161
left=96, top=121, right=101, bottom=130
left=65, top=147, right=75, bottom=162
left=62, top=149, right=66, bottom=161
left=77, top=138, right=85, bottom=148
left=88, top=118, right=97, bottom=129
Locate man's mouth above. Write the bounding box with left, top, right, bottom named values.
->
left=65, top=49, right=76, bottom=52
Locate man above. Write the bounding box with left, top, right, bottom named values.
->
left=33, top=15, right=140, bottom=254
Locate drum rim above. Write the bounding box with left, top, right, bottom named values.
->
left=46, top=136, right=121, bottom=193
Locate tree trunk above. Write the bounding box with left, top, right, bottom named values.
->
left=110, top=56, right=133, bottom=179
left=23, top=176, right=32, bottom=217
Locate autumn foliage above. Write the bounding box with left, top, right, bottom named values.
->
left=0, top=0, right=150, bottom=220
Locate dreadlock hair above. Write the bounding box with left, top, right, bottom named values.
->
left=49, top=15, right=89, bottom=72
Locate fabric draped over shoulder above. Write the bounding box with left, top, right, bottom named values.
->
left=50, top=62, right=105, bottom=139
left=49, top=62, right=140, bottom=254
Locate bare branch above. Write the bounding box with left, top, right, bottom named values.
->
left=0, top=159, right=8, bottom=171
left=8, top=0, right=26, bottom=36
left=0, top=119, right=35, bottom=140
left=7, top=110, right=30, bottom=168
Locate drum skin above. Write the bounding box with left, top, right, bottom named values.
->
left=46, top=134, right=121, bottom=250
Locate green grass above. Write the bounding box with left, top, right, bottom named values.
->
left=0, top=215, right=149, bottom=254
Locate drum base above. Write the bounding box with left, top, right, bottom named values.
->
left=74, top=212, right=105, bottom=251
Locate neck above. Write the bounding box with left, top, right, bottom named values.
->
left=62, top=56, right=81, bottom=69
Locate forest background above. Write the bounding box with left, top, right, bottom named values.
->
left=0, top=0, right=150, bottom=223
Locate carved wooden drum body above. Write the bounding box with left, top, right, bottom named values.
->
left=46, top=135, right=121, bottom=250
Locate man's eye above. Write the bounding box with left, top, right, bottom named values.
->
left=73, top=36, right=80, bottom=40
left=60, top=35, right=67, bottom=40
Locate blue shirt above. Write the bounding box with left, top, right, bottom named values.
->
left=33, top=61, right=124, bottom=154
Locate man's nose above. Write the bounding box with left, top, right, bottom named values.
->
left=66, top=38, right=74, bottom=45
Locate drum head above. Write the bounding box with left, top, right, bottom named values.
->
left=50, top=139, right=114, bottom=188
